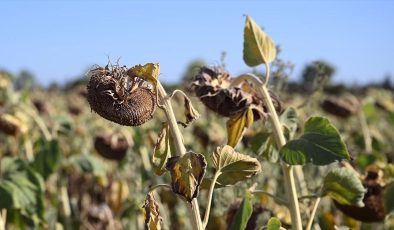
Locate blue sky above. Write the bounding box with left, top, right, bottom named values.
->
left=1, top=0, right=393, bottom=86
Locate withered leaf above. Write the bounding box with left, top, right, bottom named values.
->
left=165, top=151, right=207, bottom=202
left=212, top=145, right=261, bottom=185
left=143, top=193, right=162, bottom=230
left=180, top=96, right=200, bottom=127
left=152, top=123, right=170, bottom=176
left=226, top=108, right=254, bottom=147
left=127, top=63, right=160, bottom=85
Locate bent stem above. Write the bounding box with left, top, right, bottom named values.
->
left=358, top=110, right=372, bottom=154
left=202, top=171, right=221, bottom=229
left=148, top=184, right=172, bottom=193
left=306, top=197, right=321, bottom=230
left=0, top=209, right=6, bottom=230
left=157, top=82, right=203, bottom=230
left=251, top=190, right=288, bottom=206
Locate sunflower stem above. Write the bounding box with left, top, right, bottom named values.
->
left=148, top=184, right=172, bottom=193
left=251, top=190, right=288, bottom=206
left=157, top=82, right=203, bottom=230
left=202, top=171, right=221, bottom=229
left=260, top=84, right=303, bottom=230
left=0, top=209, right=6, bottom=230
left=306, top=197, right=321, bottom=230
left=231, top=72, right=303, bottom=229
left=264, top=61, right=302, bottom=229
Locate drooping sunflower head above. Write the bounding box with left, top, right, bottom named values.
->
left=191, top=66, right=282, bottom=120
left=87, top=64, right=156, bottom=126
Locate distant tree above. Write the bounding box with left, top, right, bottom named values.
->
left=270, top=46, right=294, bottom=91
left=381, top=74, right=392, bottom=90
left=64, top=76, right=88, bottom=91
left=301, top=60, right=335, bottom=92
left=181, top=59, right=206, bottom=87
left=14, top=70, right=36, bottom=90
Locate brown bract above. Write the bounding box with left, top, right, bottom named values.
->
left=94, top=132, right=129, bottom=161
left=87, top=65, right=156, bottom=126
left=191, top=66, right=282, bottom=119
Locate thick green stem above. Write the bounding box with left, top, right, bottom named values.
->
left=231, top=73, right=303, bottom=229
left=358, top=110, right=372, bottom=154
left=20, top=104, right=52, bottom=141
left=0, top=209, right=6, bottom=230
left=202, top=171, right=221, bottom=229
left=157, top=83, right=186, bottom=156
left=261, top=84, right=302, bottom=230
left=157, top=82, right=203, bottom=230
left=60, top=186, right=71, bottom=217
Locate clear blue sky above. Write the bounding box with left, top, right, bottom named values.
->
left=1, top=0, right=393, bottom=86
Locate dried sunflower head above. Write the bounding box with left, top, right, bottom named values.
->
left=86, top=203, right=114, bottom=229
left=94, top=132, right=129, bottom=161
left=334, top=167, right=386, bottom=222
left=321, top=95, right=360, bottom=118
left=87, top=64, right=156, bottom=126
left=0, top=113, right=27, bottom=136
left=191, top=66, right=282, bottom=120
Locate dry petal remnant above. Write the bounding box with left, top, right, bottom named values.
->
left=87, top=64, right=156, bottom=126
left=191, top=66, right=282, bottom=119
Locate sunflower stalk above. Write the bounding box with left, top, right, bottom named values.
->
left=261, top=63, right=302, bottom=230
left=233, top=72, right=303, bottom=230
left=157, top=81, right=203, bottom=230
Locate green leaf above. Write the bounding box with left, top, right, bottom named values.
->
left=152, top=123, right=170, bottom=176
left=383, top=182, right=394, bottom=213
left=229, top=191, right=253, bottom=230
left=0, top=157, right=45, bottom=227
left=280, top=116, right=350, bottom=165
left=54, top=115, right=72, bottom=135
left=166, top=151, right=207, bottom=202
left=322, top=168, right=366, bottom=207
left=226, top=109, right=254, bottom=147
left=243, top=15, right=277, bottom=67
left=250, top=132, right=279, bottom=162
left=267, top=217, right=281, bottom=230
left=212, top=145, right=261, bottom=185
left=280, top=107, right=298, bottom=139
left=70, top=153, right=106, bottom=177
left=30, top=139, right=62, bottom=180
